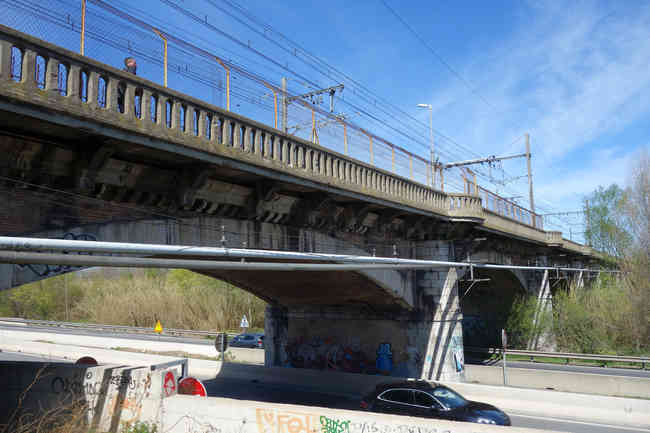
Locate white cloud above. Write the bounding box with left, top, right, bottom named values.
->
left=425, top=1, right=650, bottom=221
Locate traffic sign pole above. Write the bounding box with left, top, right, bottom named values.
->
left=221, top=332, right=225, bottom=363
left=502, top=328, right=508, bottom=386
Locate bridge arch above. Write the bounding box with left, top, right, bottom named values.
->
left=0, top=217, right=414, bottom=310
left=459, top=268, right=528, bottom=349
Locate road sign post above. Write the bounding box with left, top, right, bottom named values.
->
left=215, top=332, right=228, bottom=363
left=501, top=328, right=508, bottom=386
left=240, top=314, right=249, bottom=330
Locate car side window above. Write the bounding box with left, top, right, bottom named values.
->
left=380, top=389, right=413, bottom=405
left=414, top=391, right=438, bottom=408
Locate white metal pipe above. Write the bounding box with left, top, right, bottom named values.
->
left=0, top=251, right=453, bottom=271
left=0, top=237, right=613, bottom=273
left=0, top=236, right=446, bottom=265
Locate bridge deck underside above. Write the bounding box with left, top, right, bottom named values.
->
left=197, top=268, right=404, bottom=309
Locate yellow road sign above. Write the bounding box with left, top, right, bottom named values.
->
left=154, top=320, right=163, bottom=334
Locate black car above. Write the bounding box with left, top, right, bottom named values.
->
left=360, top=381, right=510, bottom=426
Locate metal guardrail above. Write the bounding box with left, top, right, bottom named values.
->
left=5, top=317, right=645, bottom=369
left=0, top=317, right=239, bottom=340
left=465, top=346, right=649, bottom=369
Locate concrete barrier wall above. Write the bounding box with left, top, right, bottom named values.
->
left=0, top=361, right=179, bottom=432
left=158, top=395, right=553, bottom=433
left=446, top=381, right=650, bottom=429
left=3, top=338, right=650, bottom=429
left=465, top=364, right=650, bottom=399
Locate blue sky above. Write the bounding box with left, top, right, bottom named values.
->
left=3, top=0, right=649, bottom=239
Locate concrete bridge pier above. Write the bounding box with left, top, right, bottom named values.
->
left=263, top=240, right=465, bottom=382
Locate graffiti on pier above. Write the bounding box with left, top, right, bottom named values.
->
left=284, top=337, right=376, bottom=374
left=283, top=336, right=422, bottom=377
left=16, top=232, right=97, bottom=277
left=450, top=336, right=464, bottom=372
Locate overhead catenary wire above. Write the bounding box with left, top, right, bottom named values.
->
left=2, top=0, right=568, bottom=233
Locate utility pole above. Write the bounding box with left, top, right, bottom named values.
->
left=417, top=104, right=434, bottom=188
left=281, top=77, right=288, bottom=134
left=526, top=133, right=535, bottom=217
left=585, top=199, right=591, bottom=246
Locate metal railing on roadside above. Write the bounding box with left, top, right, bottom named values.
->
left=465, top=346, right=649, bottom=369
left=0, top=317, right=239, bottom=340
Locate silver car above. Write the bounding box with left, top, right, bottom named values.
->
left=231, top=333, right=264, bottom=348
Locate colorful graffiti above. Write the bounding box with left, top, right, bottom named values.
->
left=320, top=416, right=351, bottom=433
left=256, top=408, right=319, bottom=433
left=284, top=337, right=376, bottom=374
left=283, top=337, right=423, bottom=377
left=256, top=408, right=455, bottom=433
left=450, top=336, right=464, bottom=372
left=375, top=343, right=392, bottom=374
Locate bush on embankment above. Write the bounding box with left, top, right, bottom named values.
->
left=0, top=269, right=266, bottom=332
left=507, top=271, right=648, bottom=356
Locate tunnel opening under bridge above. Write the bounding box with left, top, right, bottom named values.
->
left=459, top=268, right=527, bottom=357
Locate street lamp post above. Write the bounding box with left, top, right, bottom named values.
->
left=417, top=103, right=435, bottom=188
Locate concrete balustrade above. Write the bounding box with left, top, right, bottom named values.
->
left=0, top=24, right=593, bottom=257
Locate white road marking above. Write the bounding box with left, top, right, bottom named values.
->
left=511, top=413, right=650, bottom=431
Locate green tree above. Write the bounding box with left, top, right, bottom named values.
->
left=620, top=150, right=650, bottom=351
left=584, top=184, right=631, bottom=258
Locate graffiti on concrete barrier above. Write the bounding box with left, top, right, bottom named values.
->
left=256, top=408, right=318, bottom=433
left=51, top=369, right=98, bottom=395
left=256, top=409, right=456, bottom=433
left=16, top=232, right=97, bottom=277
left=351, top=421, right=446, bottom=433
left=320, top=416, right=350, bottom=433
left=50, top=368, right=153, bottom=426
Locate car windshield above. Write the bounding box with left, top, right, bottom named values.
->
left=432, top=386, right=468, bottom=410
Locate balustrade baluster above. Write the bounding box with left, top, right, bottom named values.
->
left=265, top=133, right=272, bottom=157
left=44, top=57, right=59, bottom=92
left=86, top=71, right=99, bottom=108
left=243, top=126, right=252, bottom=151
left=22, top=49, right=37, bottom=89
left=254, top=130, right=263, bottom=155
left=222, top=119, right=232, bottom=146
left=142, top=89, right=153, bottom=123
left=0, top=41, right=12, bottom=80
left=233, top=122, right=242, bottom=147
left=197, top=111, right=206, bottom=138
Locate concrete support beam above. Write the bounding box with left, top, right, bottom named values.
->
left=264, top=305, right=288, bottom=368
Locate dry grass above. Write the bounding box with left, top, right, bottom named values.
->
left=1, top=367, right=90, bottom=433
left=72, top=269, right=266, bottom=331
left=1, top=268, right=267, bottom=332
